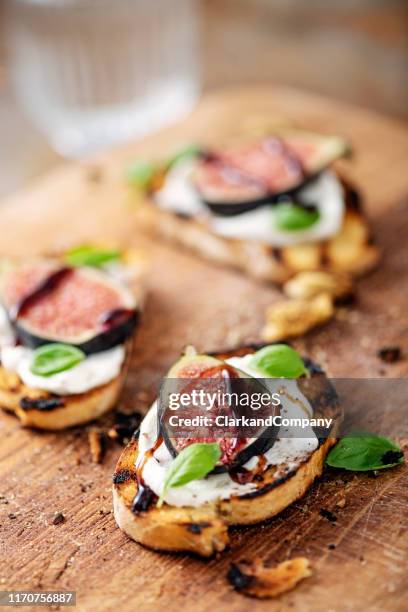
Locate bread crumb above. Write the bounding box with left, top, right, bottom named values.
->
left=88, top=429, right=105, bottom=464
left=336, top=497, right=346, bottom=508
left=227, top=557, right=312, bottom=599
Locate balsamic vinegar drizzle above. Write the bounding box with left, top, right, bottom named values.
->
left=99, top=308, right=136, bottom=331
left=9, top=267, right=73, bottom=322
left=131, top=484, right=156, bottom=513
left=229, top=454, right=267, bottom=485
left=132, top=436, right=163, bottom=513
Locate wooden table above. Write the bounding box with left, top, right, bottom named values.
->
left=0, top=86, right=407, bottom=611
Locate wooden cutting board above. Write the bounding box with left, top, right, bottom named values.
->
left=0, top=86, right=407, bottom=612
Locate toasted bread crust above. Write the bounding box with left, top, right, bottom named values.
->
left=137, top=178, right=379, bottom=283
left=0, top=362, right=126, bottom=430
left=113, top=437, right=335, bottom=557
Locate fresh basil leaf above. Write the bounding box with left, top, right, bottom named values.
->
left=157, top=442, right=221, bottom=507
left=65, top=245, right=121, bottom=268
left=326, top=433, right=404, bottom=471
left=272, top=203, right=320, bottom=231
left=250, top=344, right=307, bottom=378
left=126, top=160, right=158, bottom=189
left=165, top=144, right=201, bottom=170
left=31, top=343, right=86, bottom=377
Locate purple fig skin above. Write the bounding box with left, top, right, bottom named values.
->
left=14, top=309, right=139, bottom=355
left=201, top=174, right=319, bottom=217
left=161, top=425, right=278, bottom=475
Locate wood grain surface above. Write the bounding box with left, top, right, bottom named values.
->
left=0, top=86, right=407, bottom=611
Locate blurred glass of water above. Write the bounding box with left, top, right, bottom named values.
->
left=5, top=0, right=200, bottom=157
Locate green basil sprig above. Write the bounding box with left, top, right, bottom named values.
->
left=126, top=160, right=158, bottom=190
left=126, top=145, right=200, bottom=192
left=272, top=203, right=320, bottom=231
left=30, top=343, right=86, bottom=377
left=65, top=245, right=121, bottom=268
left=250, top=344, right=307, bottom=378
left=157, top=442, right=221, bottom=508
left=165, top=144, right=201, bottom=170
left=326, top=433, right=404, bottom=471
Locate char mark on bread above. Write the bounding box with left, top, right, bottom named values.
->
left=20, top=395, right=65, bottom=411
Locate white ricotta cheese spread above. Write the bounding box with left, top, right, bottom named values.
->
left=153, top=158, right=345, bottom=247
left=0, top=303, right=125, bottom=395
left=0, top=343, right=125, bottom=395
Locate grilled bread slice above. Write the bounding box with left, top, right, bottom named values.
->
left=113, top=345, right=339, bottom=557
left=0, top=362, right=126, bottom=430
left=137, top=177, right=379, bottom=284
left=0, top=248, right=146, bottom=430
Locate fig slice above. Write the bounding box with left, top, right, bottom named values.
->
left=193, top=133, right=349, bottom=216
left=280, top=130, right=350, bottom=176
left=193, top=157, right=272, bottom=216
left=1, top=263, right=138, bottom=354
left=159, top=353, right=279, bottom=474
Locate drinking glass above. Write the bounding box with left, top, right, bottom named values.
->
left=5, top=0, right=200, bottom=157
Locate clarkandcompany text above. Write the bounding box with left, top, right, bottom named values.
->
left=168, top=415, right=333, bottom=429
